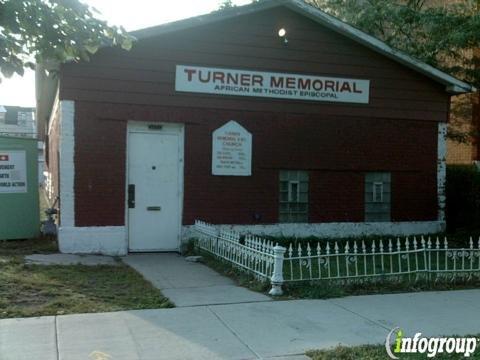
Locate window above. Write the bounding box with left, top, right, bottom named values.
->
left=288, top=181, right=299, bottom=202
left=365, top=172, right=391, bottom=222
left=373, top=182, right=383, bottom=203
left=279, top=170, right=308, bottom=223
left=5, top=109, right=18, bottom=125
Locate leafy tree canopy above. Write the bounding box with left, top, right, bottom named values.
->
left=219, top=0, right=235, bottom=10
left=0, top=0, right=134, bottom=80
left=307, top=0, right=480, bottom=88
left=307, top=0, right=480, bottom=142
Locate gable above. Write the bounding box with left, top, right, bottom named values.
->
left=131, top=0, right=474, bottom=94
left=59, top=5, right=450, bottom=122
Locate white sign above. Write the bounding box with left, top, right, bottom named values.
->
left=0, top=150, right=27, bottom=193
left=176, top=65, right=370, bottom=104
left=212, top=121, right=252, bottom=176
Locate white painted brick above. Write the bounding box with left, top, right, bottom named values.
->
left=59, top=226, right=128, bottom=256
left=437, top=122, right=447, bottom=225
left=59, top=100, right=75, bottom=227
left=182, top=221, right=445, bottom=241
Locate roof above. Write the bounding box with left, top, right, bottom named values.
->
left=131, top=0, right=475, bottom=94
left=1, top=105, right=35, bottom=112
left=36, top=0, right=476, bottom=141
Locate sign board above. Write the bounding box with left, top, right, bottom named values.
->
left=176, top=65, right=370, bottom=104
left=212, top=121, right=252, bottom=176
left=0, top=150, right=27, bottom=193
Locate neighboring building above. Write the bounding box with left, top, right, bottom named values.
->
left=0, top=105, right=36, bottom=138
left=0, top=105, right=45, bottom=184
left=444, top=49, right=479, bottom=165
left=424, top=0, right=479, bottom=164
left=35, top=0, right=474, bottom=256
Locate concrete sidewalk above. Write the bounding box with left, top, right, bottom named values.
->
left=2, top=289, right=480, bottom=360
left=122, top=253, right=271, bottom=307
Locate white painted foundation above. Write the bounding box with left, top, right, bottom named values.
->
left=55, top=100, right=129, bottom=256
left=58, top=100, right=75, bottom=227
left=182, top=221, right=445, bottom=241
left=54, top=99, right=126, bottom=255
left=57, top=99, right=81, bottom=254
left=58, top=226, right=127, bottom=256
left=437, top=122, right=447, bottom=225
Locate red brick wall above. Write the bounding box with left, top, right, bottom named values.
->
left=73, top=102, right=438, bottom=227
left=309, top=172, right=364, bottom=223
left=74, top=105, right=127, bottom=226
left=60, top=7, right=449, bottom=123
left=61, top=5, right=447, bottom=227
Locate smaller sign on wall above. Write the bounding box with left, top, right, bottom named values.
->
left=0, top=150, right=27, bottom=193
left=212, top=121, right=252, bottom=176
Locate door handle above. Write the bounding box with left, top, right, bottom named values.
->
left=128, top=184, right=135, bottom=208
left=147, top=206, right=161, bottom=211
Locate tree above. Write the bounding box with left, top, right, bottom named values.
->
left=0, top=0, right=133, bottom=80
left=308, top=0, right=480, bottom=85
left=306, top=0, right=480, bottom=143
left=219, top=0, right=235, bottom=10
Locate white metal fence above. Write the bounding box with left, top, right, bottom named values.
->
left=194, top=220, right=480, bottom=295
left=194, top=221, right=278, bottom=286
left=283, top=236, right=480, bottom=283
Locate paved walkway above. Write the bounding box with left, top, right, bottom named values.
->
left=2, top=290, right=480, bottom=360
left=122, top=253, right=271, bottom=307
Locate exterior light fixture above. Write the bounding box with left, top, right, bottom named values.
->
left=278, top=28, right=288, bottom=45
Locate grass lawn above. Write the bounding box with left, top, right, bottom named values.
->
left=194, top=246, right=480, bottom=300
left=0, top=238, right=173, bottom=318
left=306, top=341, right=480, bottom=359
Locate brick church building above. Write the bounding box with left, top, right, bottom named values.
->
left=36, top=0, right=474, bottom=255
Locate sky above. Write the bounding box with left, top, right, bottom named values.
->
left=0, top=0, right=251, bottom=107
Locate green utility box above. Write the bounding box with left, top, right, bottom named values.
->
left=0, top=136, right=39, bottom=240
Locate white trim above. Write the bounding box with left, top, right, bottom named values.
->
left=182, top=221, right=445, bottom=240
left=58, top=100, right=75, bottom=227
left=287, top=0, right=475, bottom=94
left=437, top=122, right=447, bottom=224
left=125, top=122, right=184, bottom=252
left=47, top=89, right=60, bottom=137
left=132, top=0, right=474, bottom=94
left=58, top=226, right=127, bottom=256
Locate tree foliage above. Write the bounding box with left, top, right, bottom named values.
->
left=0, top=0, right=134, bottom=79
left=219, top=0, right=235, bottom=10
left=308, top=0, right=480, bottom=88
left=307, top=0, right=480, bottom=143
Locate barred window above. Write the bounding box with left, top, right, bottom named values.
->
left=365, top=172, right=391, bottom=222
left=279, top=170, right=308, bottom=223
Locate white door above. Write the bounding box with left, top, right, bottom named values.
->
left=127, top=126, right=182, bottom=251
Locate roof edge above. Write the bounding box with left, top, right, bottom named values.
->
left=285, top=0, right=475, bottom=94
left=130, top=0, right=475, bottom=95
left=131, top=0, right=287, bottom=40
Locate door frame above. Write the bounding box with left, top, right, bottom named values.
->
left=125, top=121, right=184, bottom=252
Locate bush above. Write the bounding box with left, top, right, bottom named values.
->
left=446, top=165, right=480, bottom=232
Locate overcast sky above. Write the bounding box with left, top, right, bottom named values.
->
left=0, top=0, right=251, bottom=107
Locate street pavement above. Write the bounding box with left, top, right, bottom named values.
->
left=2, top=289, right=480, bottom=360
